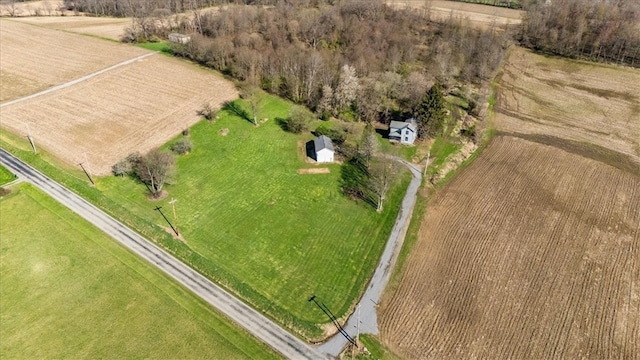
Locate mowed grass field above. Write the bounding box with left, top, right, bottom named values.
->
left=1, top=21, right=238, bottom=175
left=0, top=183, right=279, bottom=359
left=379, top=48, right=640, bottom=358
left=94, top=95, right=409, bottom=339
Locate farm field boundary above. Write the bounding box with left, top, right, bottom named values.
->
left=1, top=21, right=237, bottom=175
left=380, top=135, right=640, bottom=359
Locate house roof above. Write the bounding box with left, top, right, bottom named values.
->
left=314, top=135, right=334, bottom=152
left=390, top=119, right=417, bottom=132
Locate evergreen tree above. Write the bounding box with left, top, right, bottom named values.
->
left=417, top=83, right=447, bottom=138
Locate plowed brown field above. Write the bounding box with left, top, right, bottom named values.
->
left=1, top=21, right=237, bottom=174
left=12, top=16, right=131, bottom=41
left=495, top=47, right=640, bottom=166
left=380, top=48, right=640, bottom=359
left=380, top=135, right=640, bottom=359
left=387, top=0, right=523, bottom=28
left=0, top=20, right=148, bottom=102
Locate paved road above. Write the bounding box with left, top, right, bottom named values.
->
left=0, top=148, right=327, bottom=360
left=0, top=53, right=155, bottom=108
left=318, top=157, right=423, bottom=356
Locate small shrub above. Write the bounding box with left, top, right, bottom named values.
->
left=284, top=107, right=312, bottom=134
left=171, top=138, right=193, bottom=155
left=112, top=158, right=131, bottom=177
left=197, top=103, right=216, bottom=121
left=315, top=123, right=347, bottom=145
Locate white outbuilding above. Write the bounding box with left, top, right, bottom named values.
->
left=313, top=135, right=335, bottom=163
left=168, top=33, right=191, bottom=44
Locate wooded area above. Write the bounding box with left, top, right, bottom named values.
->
left=166, top=1, right=508, bottom=123
left=520, top=0, right=640, bottom=66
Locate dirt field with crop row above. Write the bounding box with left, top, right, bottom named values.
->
left=0, top=20, right=148, bottom=102
left=495, top=47, right=640, bottom=166
left=1, top=55, right=237, bottom=174
left=380, top=135, right=640, bottom=359
left=12, top=15, right=131, bottom=40
left=0, top=0, right=67, bottom=17
left=380, top=47, right=640, bottom=358
left=1, top=21, right=237, bottom=174
left=387, top=0, right=523, bottom=28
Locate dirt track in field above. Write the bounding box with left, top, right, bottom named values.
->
left=379, top=48, right=640, bottom=359
left=0, top=20, right=148, bottom=102
left=380, top=135, right=640, bottom=359
left=1, top=21, right=237, bottom=175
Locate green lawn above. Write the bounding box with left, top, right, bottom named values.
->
left=0, top=183, right=279, bottom=359
left=0, top=164, right=15, bottom=186
left=97, top=94, right=409, bottom=339
left=0, top=93, right=408, bottom=339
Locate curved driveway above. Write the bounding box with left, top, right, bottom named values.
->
left=0, top=148, right=326, bottom=360
left=318, top=157, right=422, bottom=356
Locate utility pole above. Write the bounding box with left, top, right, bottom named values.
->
left=25, top=123, right=37, bottom=154
left=168, top=198, right=179, bottom=236
left=154, top=206, right=179, bottom=237
left=78, top=162, right=95, bottom=185
left=424, top=150, right=431, bottom=177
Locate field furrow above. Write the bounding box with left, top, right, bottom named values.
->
left=380, top=135, right=640, bottom=358
left=0, top=20, right=148, bottom=102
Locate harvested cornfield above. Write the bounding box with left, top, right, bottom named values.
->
left=495, top=47, right=640, bottom=164
left=380, top=47, right=640, bottom=359
left=0, top=20, right=148, bottom=102
left=12, top=16, right=131, bottom=41
left=387, top=0, right=523, bottom=28
left=1, top=54, right=237, bottom=174
left=380, top=135, right=640, bottom=359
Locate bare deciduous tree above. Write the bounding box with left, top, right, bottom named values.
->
left=136, top=149, right=176, bottom=198
left=242, top=86, right=262, bottom=126
left=369, top=158, right=400, bottom=212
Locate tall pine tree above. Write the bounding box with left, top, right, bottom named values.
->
left=417, top=83, right=447, bottom=138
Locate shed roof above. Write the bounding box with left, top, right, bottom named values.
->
left=314, top=135, right=334, bottom=152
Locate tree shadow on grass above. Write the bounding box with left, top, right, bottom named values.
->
left=222, top=100, right=252, bottom=124
left=375, top=128, right=389, bottom=139
left=275, top=117, right=288, bottom=131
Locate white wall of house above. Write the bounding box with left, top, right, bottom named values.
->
left=401, top=128, right=416, bottom=144
left=316, top=148, right=334, bottom=163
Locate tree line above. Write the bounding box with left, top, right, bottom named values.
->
left=167, top=1, right=508, bottom=123
left=520, top=0, right=640, bottom=67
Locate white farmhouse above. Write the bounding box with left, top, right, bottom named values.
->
left=313, top=135, right=335, bottom=163
left=389, top=118, right=418, bottom=145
